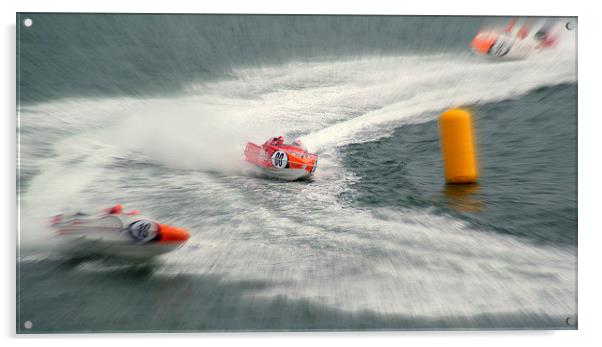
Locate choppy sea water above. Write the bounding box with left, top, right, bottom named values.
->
left=17, top=14, right=577, bottom=332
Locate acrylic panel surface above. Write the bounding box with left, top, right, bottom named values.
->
left=16, top=13, right=577, bottom=332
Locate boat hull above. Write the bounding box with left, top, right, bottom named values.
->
left=52, top=213, right=188, bottom=260
left=243, top=141, right=318, bottom=181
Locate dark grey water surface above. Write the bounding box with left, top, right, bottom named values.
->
left=18, top=14, right=494, bottom=103
left=341, top=83, right=577, bottom=246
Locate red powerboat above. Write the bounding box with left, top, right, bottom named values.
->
left=244, top=136, right=318, bottom=180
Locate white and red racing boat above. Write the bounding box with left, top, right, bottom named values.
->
left=471, top=19, right=559, bottom=60
left=50, top=205, right=190, bottom=259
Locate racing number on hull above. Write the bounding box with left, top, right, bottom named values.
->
left=271, top=150, right=288, bottom=168
left=310, top=158, right=318, bottom=175
left=128, top=220, right=157, bottom=243
left=490, top=39, right=511, bottom=57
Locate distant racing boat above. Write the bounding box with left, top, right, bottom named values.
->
left=471, top=18, right=559, bottom=60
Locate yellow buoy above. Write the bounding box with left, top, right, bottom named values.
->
left=439, top=108, right=478, bottom=184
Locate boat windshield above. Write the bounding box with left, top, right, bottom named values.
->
left=288, top=140, right=307, bottom=152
